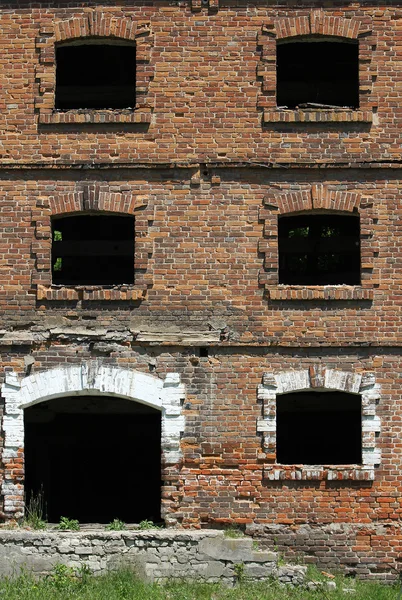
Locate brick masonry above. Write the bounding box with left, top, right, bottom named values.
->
left=0, top=0, right=401, bottom=581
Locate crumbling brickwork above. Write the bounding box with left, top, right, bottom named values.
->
left=0, top=0, right=401, bottom=580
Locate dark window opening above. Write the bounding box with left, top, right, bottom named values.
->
left=276, top=391, right=362, bottom=465
left=55, top=43, right=136, bottom=110
left=52, top=215, right=134, bottom=286
left=276, top=39, right=359, bottom=109
left=199, top=347, right=209, bottom=358
left=278, top=213, right=360, bottom=285
left=24, top=396, right=162, bottom=523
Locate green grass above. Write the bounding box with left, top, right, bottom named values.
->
left=0, top=569, right=398, bottom=600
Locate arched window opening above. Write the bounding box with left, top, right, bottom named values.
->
left=55, top=41, right=136, bottom=110
left=278, top=213, right=361, bottom=285
left=24, top=396, right=162, bottom=523
left=52, top=214, right=135, bottom=285
left=276, top=38, right=359, bottom=109
left=276, top=391, right=362, bottom=465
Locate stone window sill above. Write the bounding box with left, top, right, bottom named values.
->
left=263, top=465, right=375, bottom=481
left=263, top=110, right=373, bottom=124
left=37, top=285, right=146, bottom=301
left=267, top=286, right=373, bottom=301
left=38, top=109, right=152, bottom=125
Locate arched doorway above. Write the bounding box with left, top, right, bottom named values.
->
left=24, top=395, right=161, bottom=523
left=1, top=364, right=185, bottom=522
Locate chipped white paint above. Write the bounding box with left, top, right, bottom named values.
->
left=324, top=369, right=362, bottom=395
left=274, top=370, right=310, bottom=395
left=257, top=367, right=381, bottom=481
left=1, top=363, right=186, bottom=519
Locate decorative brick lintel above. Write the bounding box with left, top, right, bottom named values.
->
left=266, top=286, right=374, bottom=301
left=263, top=110, right=373, bottom=124
left=39, top=110, right=152, bottom=125
left=263, top=466, right=375, bottom=481
left=37, top=285, right=147, bottom=302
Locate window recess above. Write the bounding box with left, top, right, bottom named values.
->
left=278, top=213, right=361, bottom=286
left=52, top=215, right=135, bottom=286
left=276, top=38, right=359, bottom=110
left=55, top=42, right=136, bottom=111
left=276, top=391, right=362, bottom=465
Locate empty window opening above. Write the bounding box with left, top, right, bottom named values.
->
left=55, top=42, right=136, bottom=110
left=276, top=39, right=359, bottom=109
left=52, top=215, right=134, bottom=286
left=278, top=213, right=360, bottom=285
left=24, top=396, right=162, bottom=523
left=276, top=391, right=362, bottom=465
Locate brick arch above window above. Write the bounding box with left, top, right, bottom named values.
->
left=256, top=366, right=381, bottom=481
left=36, top=12, right=154, bottom=125
left=272, top=13, right=370, bottom=40
left=258, top=185, right=377, bottom=300
left=49, top=185, right=148, bottom=217
left=270, top=185, right=362, bottom=215
left=31, top=184, right=154, bottom=302
left=257, top=10, right=375, bottom=123
left=53, top=14, right=141, bottom=43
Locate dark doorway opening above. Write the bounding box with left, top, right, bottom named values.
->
left=52, top=214, right=135, bottom=286
left=24, top=396, right=161, bottom=523
left=278, top=213, right=361, bottom=285
left=55, top=43, right=136, bottom=110
left=276, top=39, right=359, bottom=109
left=276, top=391, right=362, bottom=465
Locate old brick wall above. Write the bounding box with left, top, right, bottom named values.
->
left=0, top=1, right=393, bottom=164
left=0, top=0, right=401, bottom=579
left=0, top=170, right=397, bottom=344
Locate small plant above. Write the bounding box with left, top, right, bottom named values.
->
left=138, top=519, right=162, bottom=530
left=224, top=525, right=244, bottom=538
left=58, top=516, right=79, bottom=531
left=233, top=562, right=245, bottom=583
left=46, top=564, right=78, bottom=590
left=105, top=518, right=126, bottom=531
left=76, top=563, right=92, bottom=584
left=24, top=489, right=47, bottom=530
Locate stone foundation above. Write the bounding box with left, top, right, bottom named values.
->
left=0, top=529, right=306, bottom=585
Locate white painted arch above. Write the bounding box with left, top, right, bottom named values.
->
left=257, top=367, right=381, bottom=481
left=1, top=362, right=186, bottom=519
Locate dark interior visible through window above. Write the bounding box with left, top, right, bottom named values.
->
left=55, top=43, right=136, bottom=110
left=278, top=213, right=361, bottom=285
left=276, top=38, right=359, bottom=109
left=276, top=391, right=362, bottom=465
left=24, top=396, right=161, bottom=523
left=52, top=214, right=134, bottom=285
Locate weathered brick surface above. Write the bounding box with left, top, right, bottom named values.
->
left=0, top=0, right=401, bottom=580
